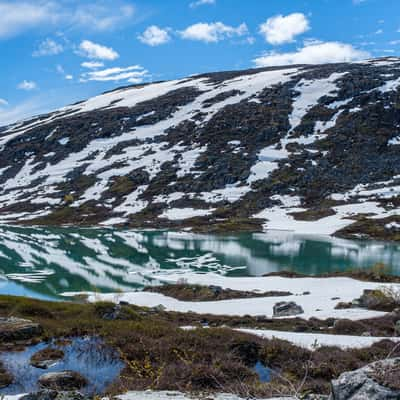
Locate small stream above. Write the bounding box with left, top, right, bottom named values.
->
left=0, top=336, right=124, bottom=395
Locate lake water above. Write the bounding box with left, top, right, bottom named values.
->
left=0, top=225, right=399, bottom=300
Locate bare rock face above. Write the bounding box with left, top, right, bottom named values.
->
left=331, top=358, right=400, bottom=399
left=273, top=301, right=304, bottom=317
left=0, top=317, right=43, bottom=341
left=38, top=371, right=87, bottom=391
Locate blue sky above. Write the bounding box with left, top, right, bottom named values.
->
left=0, top=0, right=399, bottom=126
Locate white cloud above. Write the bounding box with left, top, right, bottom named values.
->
left=0, top=1, right=136, bottom=40
left=0, top=94, right=62, bottom=126
left=33, top=38, right=63, bottom=56
left=17, top=80, right=37, bottom=91
left=56, top=65, right=73, bottom=80
left=190, top=0, right=216, bottom=8
left=78, top=40, right=119, bottom=60
left=259, top=13, right=310, bottom=45
left=138, top=25, right=171, bottom=46
left=253, top=41, right=369, bottom=67
left=180, top=22, right=248, bottom=43
left=0, top=1, right=56, bottom=39
left=0, top=98, right=8, bottom=107
left=81, top=65, right=149, bottom=84
left=71, top=3, right=135, bottom=32
left=81, top=61, right=105, bottom=69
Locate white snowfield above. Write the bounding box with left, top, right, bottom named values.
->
left=254, top=195, right=399, bottom=235
left=64, top=272, right=399, bottom=321
left=0, top=59, right=399, bottom=236
left=236, top=329, right=400, bottom=350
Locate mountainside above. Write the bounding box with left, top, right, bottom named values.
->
left=0, top=57, right=400, bottom=239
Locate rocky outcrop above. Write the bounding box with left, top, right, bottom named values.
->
left=273, top=301, right=304, bottom=317
left=30, top=347, right=65, bottom=369
left=331, top=358, right=400, bottom=399
left=0, top=317, right=43, bottom=341
left=38, top=371, right=87, bottom=391
left=356, top=289, right=399, bottom=311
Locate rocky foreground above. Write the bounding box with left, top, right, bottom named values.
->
left=0, top=270, right=400, bottom=399
left=0, top=58, right=399, bottom=239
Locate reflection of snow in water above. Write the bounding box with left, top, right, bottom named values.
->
left=166, top=253, right=246, bottom=274
left=6, top=269, right=54, bottom=283
left=0, top=226, right=398, bottom=299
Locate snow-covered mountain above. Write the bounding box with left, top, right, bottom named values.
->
left=0, top=58, right=399, bottom=239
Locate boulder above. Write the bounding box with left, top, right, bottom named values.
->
left=273, top=301, right=304, bottom=317
left=331, top=358, right=400, bottom=399
left=0, top=317, right=43, bottom=342
left=357, top=289, right=397, bottom=311
left=38, top=371, right=87, bottom=391
left=101, top=304, right=122, bottom=320
left=30, top=347, right=65, bottom=369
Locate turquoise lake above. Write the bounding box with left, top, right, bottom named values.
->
left=0, top=225, right=398, bottom=300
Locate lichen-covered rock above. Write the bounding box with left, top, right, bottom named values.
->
left=0, top=317, right=43, bottom=342
left=38, top=371, right=87, bottom=391
left=273, top=301, right=304, bottom=317
left=331, top=358, right=400, bottom=399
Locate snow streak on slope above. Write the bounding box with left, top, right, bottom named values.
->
left=0, top=59, right=399, bottom=237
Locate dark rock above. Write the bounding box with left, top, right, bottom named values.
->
left=331, top=358, right=400, bottom=399
left=0, top=362, right=12, bottom=388
left=30, top=347, right=65, bottom=369
left=357, top=289, right=398, bottom=311
left=101, top=304, right=122, bottom=320
left=38, top=371, right=87, bottom=391
left=0, top=317, right=43, bottom=342
left=273, top=301, right=304, bottom=317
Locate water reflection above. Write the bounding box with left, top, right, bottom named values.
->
left=0, top=336, right=123, bottom=395
left=0, top=225, right=398, bottom=299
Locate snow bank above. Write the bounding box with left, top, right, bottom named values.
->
left=237, top=329, right=399, bottom=350
left=65, top=273, right=400, bottom=320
